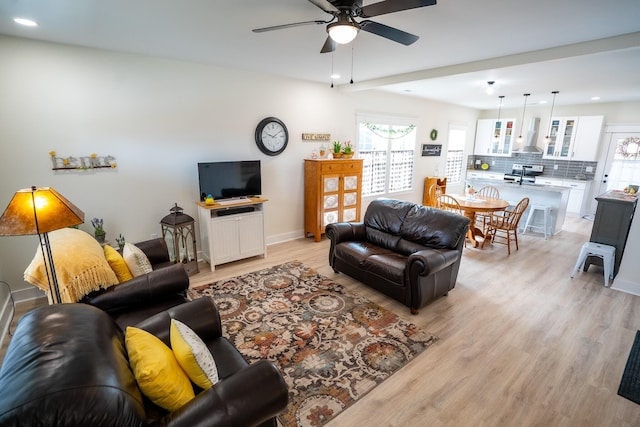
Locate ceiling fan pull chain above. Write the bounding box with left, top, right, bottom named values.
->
left=350, top=43, right=354, bottom=84
left=331, top=52, right=335, bottom=88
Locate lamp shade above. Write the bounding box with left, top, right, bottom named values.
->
left=0, top=187, right=84, bottom=236
left=328, top=22, right=358, bottom=44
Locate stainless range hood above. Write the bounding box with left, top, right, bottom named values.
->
left=513, top=117, right=542, bottom=153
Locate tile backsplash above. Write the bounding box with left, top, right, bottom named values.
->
left=468, top=153, right=597, bottom=180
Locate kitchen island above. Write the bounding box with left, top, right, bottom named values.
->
left=468, top=179, right=570, bottom=235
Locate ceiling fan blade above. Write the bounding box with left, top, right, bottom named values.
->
left=359, top=20, right=419, bottom=45
left=358, top=0, right=437, bottom=18
left=320, top=36, right=337, bottom=53
left=306, top=0, right=339, bottom=14
left=252, top=20, right=328, bottom=33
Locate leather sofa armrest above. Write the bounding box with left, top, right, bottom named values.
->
left=161, top=360, right=288, bottom=427
left=407, top=248, right=460, bottom=277
left=83, top=263, right=188, bottom=314
left=134, top=238, right=171, bottom=266
left=134, top=297, right=224, bottom=344
left=325, top=222, right=366, bottom=244
left=326, top=222, right=367, bottom=269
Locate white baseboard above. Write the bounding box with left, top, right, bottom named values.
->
left=266, top=230, right=305, bottom=246
left=611, top=278, right=640, bottom=296
left=12, top=287, right=46, bottom=303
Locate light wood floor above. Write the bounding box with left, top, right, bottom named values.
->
left=4, top=216, right=640, bottom=426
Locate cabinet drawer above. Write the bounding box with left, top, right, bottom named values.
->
left=537, top=178, right=564, bottom=186
left=562, top=181, right=588, bottom=190
left=321, top=161, right=363, bottom=174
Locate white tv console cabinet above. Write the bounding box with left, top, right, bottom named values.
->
left=196, top=198, right=267, bottom=272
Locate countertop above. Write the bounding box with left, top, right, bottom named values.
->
left=467, top=170, right=593, bottom=183
left=469, top=178, right=570, bottom=193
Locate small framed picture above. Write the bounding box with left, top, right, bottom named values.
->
left=421, top=144, right=442, bottom=157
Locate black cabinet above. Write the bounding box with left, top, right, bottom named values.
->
left=586, top=191, right=637, bottom=276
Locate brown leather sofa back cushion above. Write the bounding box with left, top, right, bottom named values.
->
left=363, top=199, right=468, bottom=256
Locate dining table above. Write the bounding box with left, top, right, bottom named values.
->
left=448, top=194, right=510, bottom=248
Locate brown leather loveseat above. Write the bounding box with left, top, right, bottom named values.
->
left=326, top=199, right=470, bottom=314
left=0, top=298, right=288, bottom=426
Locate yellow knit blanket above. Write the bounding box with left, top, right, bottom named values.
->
left=24, top=228, right=118, bottom=303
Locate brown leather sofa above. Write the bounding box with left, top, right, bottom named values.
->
left=0, top=298, right=288, bottom=426
left=326, top=199, right=470, bottom=314
left=81, top=238, right=190, bottom=328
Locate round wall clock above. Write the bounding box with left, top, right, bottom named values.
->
left=255, top=117, right=289, bottom=156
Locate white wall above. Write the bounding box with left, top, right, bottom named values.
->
left=0, top=35, right=479, bottom=293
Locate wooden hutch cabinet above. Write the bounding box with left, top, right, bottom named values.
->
left=304, top=158, right=363, bottom=242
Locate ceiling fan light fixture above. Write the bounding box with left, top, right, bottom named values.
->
left=328, top=22, right=358, bottom=44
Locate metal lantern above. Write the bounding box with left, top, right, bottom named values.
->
left=160, top=203, right=199, bottom=275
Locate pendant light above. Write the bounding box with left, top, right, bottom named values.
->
left=516, top=93, right=530, bottom=143
left=493, top=95, right=504, bottom=142
left=544, top=91, right=559, bottom=143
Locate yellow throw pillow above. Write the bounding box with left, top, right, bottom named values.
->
left=125, top=326, right=195, bottom=412
left=170, top=319, right=219, bottom=390
left=104, top=245, right=133, bottom=282
left=122, top=243, right=153, bottom=277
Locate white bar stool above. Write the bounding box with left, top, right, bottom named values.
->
left=523, top=204, right=551, bottom=239
left=570, top=242, right=616, bottom=288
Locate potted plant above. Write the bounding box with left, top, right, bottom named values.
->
left=91, top=217, right=106, bottom=243
left=342, top=140, right=354, bottom=159
left=116, top=234, right=126, bottom=250
left=332, top=141, right=343, bottom=158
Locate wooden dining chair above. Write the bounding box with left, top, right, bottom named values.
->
left=475, top=185, right=500, bottom=234
left=436, top=194, right=462, bottom=215
left=481, top=197, right=530, bottom=255
left=436, top=194, right=466, bottom=247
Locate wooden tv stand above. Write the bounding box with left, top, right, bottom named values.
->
left=196, top=198, right=268, bottom=271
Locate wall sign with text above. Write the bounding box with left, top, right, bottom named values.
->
left=421, top=144, right=442, bottom=157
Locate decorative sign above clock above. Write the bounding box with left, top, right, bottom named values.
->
left=255, top=117, right=289, bottom=156
left=302, top=133, right=331, bottom=141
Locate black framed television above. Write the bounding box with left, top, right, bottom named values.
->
left=198, top=160, right=261, bottom=201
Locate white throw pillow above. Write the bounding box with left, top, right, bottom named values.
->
left=170, top=319, right=219, bottom=389
left=122, top=243, right=153, bottom=277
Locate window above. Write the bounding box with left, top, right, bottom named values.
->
left=445, top=124, right=467, bottom=184
left=357, top=115, right=417, bottom=197
left=607, top=135, right=640, bottom=191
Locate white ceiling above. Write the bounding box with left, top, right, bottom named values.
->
left=1, top=0, right=639, bottom=110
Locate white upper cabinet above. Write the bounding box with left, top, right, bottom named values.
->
left=543, top=115, right=604, bottom=161
left=474, top=118, right=516, bottom=157
left=571, top=116, right=605, bottom=161
left=543, top=116, right=578, bottom=159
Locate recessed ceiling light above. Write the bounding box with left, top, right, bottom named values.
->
left=14, top=17, right=38, bottom=27
left=486, top=81, right=495, bottom=95
left=539, top=100, right=548, bottom=104
left=330, top=73, right=340, bottom=79
left=591, top=96, right=601, bottom=101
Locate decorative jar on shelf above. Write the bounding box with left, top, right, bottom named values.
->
left=319, top=144, right=327, bottom=158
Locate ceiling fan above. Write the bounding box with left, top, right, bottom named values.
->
left=252, top=0, right=437, bottom=53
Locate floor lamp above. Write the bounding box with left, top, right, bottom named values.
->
left=0, top=187, right=84, bottom=304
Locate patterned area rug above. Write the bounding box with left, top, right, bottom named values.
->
left=188, top=261, right=437, bottom=427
